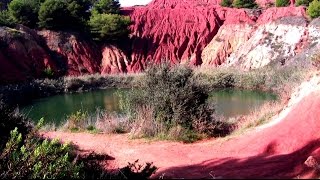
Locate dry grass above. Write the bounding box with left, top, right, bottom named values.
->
left=129, top=105, right=165, bottom=139
left=229, top=82, right=295, bottom=136
left=95, top=112, right=130, bottom=134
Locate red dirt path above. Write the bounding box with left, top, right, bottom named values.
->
left=43, top=92, right=320, bottom=179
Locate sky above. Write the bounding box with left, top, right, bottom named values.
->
left=119, top=0, right=153, bottom=7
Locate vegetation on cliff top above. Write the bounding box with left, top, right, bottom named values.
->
left=307, top=0, right=320, bottom=18
left=275, top=0, right=290, bottom=7
left=1, top=0, right=130, bottom=42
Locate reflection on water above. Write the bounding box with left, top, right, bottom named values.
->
left=21, top=88, right=125, bottom=125
left=21, top=88, right=277, bottom=125
left=209, top=89, right=277, bottom=118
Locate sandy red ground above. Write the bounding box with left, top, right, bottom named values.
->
left=43, top=92, right=320, bottom=179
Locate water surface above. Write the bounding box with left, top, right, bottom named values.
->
left=21, top=89, right=277, bottom=125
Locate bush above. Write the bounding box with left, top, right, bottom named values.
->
left=275, top=0, right=290, bottom=6
left=232, top=0, right=258, bottom=8
left=220, top=0, right=233, bottom=7
left=0, top=127, right=83, bottom=179
left=0, top=10, right=15, bottom=27
left=43, top=67, right=54, bottom=78
left=0, top=103, right=157, bottom=179
left=307, top=0, right=320, bottom=18
left=38, top=0, right=88, bottom=30
left=8, top=0, right=40, bottom=27
left=122, top=64, right=231, bottom=141
left=66, top=109, right=89, bottom=131
left=296, top=0, right=312, bottom=6
left=0, top=102, right=31, bottom=151
left=92, top=0, right=121, bottom=14
left=88, top=13, right=131, bottom=41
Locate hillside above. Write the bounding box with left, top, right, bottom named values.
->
left=0, top=0, right=319, bottom=83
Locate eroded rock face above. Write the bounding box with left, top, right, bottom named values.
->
left=123, top=7, right=222, bottom=72
left=0, top=0, right=318, bottom=83
left=0, top=26, right=55, bottom=83
left=101, top=45, right=129, bottom=74
left=38, top=30, right=101, bottom=76
left=224, top=16, right=308, bottom=69
left=0, top=26, right=102, bottom=83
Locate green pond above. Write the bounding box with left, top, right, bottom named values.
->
left=21, top=89, right=277, bottom=125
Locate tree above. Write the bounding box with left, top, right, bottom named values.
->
left=38, top=0, right=69, bottom=29
left=232, top=0, right=258, bottom=8
left=38, top=0, right=94, bottom=30
left=275, top=0, right=290, bottom=6
left=0, top=10, right=15, bottom=27
left=66, top=0, right=93, bottom=22
left=307, top=0, right=320, bottom=18
left=88, top=13, right=131, bottom=41
left=220, top=0, right=233, bottom=7
left=92, top=0, right=121, bottom=14
left=8, top=0, right=41, bottom=27
left=295, top=0, right=313, bottom=6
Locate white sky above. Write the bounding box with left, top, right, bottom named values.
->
left=119, top=0, right=152, bottom=7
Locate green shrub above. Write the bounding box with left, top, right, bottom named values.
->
left=307, top=0, right=320, bottom=18
left=123, top=64, right=231, bottom=140
left=0, top=10, right=15, bottom=27
left=43, top=67, right=54, bottom=78
left=8, top=0, right=40, bottom=27
left=88, top=13, right=131, bottom=41
left=232, top=0, right=258, bottom=8
left=92, top=0, right=121, bottom=14
left=0, top=104, right=157, bottom=179
left=0, top=102, right=31, bottom=151
left=66, top=109, right=89, bottom=130
left=38, top=0, right=87, bottom=30
left=275, top=0, right=290, bottom=7
left=296, top=0, right=312, bottom=6
left=0, top=128, right=83, bottom=179
left=66, top=0, right=92, bottom=21
left=220, top=0, right=233, bottom=7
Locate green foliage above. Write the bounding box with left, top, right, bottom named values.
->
left=307, top=0, right=320, bottom=18
left=0, top=10, right=15, bottom=27
left=275, top=0, right=290, bottom=7
left=295, top=0, right=312, bottom=6
left=38, top=0, right=88, bottom=29
left=0, top=128, right=83, bottom=179
left=232, top=0, right=258, bottom=8
left=43, top=67, right=54, bottom=78
left=66, top=109, right=89, bottom=130
left=0, top=102, right=31, bottom=151
left=92, top=0, right=120, bottom=14
left=38, top=0, right=69, bottom=29
left=88, top=13, right=131, bottom=41
left=123, top=64, right=230, bottom=140
left=8, top=0, right=40, bottom=27
left=66, top=0, right=92, bottom=20
left=220, top=0, right=233, bottom=7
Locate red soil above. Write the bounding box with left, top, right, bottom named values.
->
left=43, top=91, right=320, bottom=179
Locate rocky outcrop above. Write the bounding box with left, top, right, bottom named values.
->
left=0, top=26, right=55, bottom=83
left=123, top=4, right=311, bottom=71
left=224, top=16, right=309, bottom=69
left=38, top=30, right=101, bottom=76
left=101, top=45, right=129, bottom=74
left=1, top=0, right=318, bottom=83
left=0, top=26, right=102, bottom=83
left=123, top=7, right=222, bottom=72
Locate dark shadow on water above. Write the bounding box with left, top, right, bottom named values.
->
left=154, top=140, right=320, bottom=179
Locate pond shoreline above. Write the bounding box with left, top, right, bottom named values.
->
left=0, top=74, right=140, bottom=106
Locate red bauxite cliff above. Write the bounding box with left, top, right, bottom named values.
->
left=1, top=0, right=319, bottom=82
